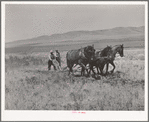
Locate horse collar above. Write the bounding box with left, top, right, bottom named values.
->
left=79, top=48, right=88, bottom=60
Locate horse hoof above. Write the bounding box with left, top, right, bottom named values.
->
left=101, top=74, right=105, bottom=76
left=105, top=72, right=109, bottom=75
left=92, top=74, right=101, bottom=80
left=110, top=71, right=114, bottom=74
left=86, top=75, right=90, bottom=77
left=95, top=75, right=101, bottom=80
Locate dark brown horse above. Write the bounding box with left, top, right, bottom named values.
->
left=66, top=45, right=95, bottom=76
left=88, top=44, right=124, bottom=75
left=55, top=50, right=61, bottom=67
left=89, top=56, right=112, bottom=75
left=105, top=44, right=124, bottom=74
left=88, top=46, right=112, bottom=75
left=95, top=45, right=112, bottom=57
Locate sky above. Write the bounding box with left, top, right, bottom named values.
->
left=4, top=3, right=145, bottom=42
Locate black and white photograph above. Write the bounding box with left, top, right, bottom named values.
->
left=1, top=1, right=148, bottom=121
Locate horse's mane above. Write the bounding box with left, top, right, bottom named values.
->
left=112, top=44, right=123, bottom=48
left=100, top=46, right=112, bottom=57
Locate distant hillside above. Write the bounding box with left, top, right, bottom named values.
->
left=5, top=26, right=145, bottom=53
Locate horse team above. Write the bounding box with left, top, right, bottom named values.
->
left=48, top=44, right=124, bottom=77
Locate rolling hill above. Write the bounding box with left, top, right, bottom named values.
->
left=5, top=26, right=145, bottom=53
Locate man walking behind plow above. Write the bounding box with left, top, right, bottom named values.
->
left=55, top=50, right=61, bottom=68
left=48, top=50, right=60, bottom=71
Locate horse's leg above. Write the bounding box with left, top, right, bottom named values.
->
left=85, top=64, right=90, bottom=76
left=81, top=67, right=85, bottom=76
left=67, top=60, right=71, bottom=75
left=88, top=65, right=91, bottom=75
left=95, top=60, right=100, bottom=74
left=69, top=66, right=73, bottom=75
left=48, top=60, right=52, bottom=70
left=109, top=61, right=115, bottom=73
left=89, top=62, right=97, bottom=75
left=100, top=63, right=107, bottom=75
left=77, top=59, right=86, bottom=76
left=80, top=65, right=83, bottom=76
left=68, top=65, right=73, bottom=75
left=97, top=67, right=100, bottom=74
left=48, top=60, right=50, bottom=70
left=106, top=63, right=109, bottom=74
left=68, top=63, right=73, bottom=75
left=79, top=62, right=88, bottom=76
left=86, top=66, right=89, bottom=76
left=88, top=64, right=93, bottom=75
left=81, top=63, right=88, bottom=76
left=99, top=66, right=105, bottom=76
left=87, top=64, right=91, bottom=75
left=92, top=66, right=96, bottom=75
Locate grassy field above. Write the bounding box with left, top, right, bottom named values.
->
left=5, top=48, right=145, bottom=110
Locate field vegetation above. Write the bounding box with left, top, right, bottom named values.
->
left=5, top=48, right=145, bottom=110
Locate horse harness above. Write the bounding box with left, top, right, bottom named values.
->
left=79, top=48, right=88, bottom=60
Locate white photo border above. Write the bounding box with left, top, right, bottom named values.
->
left=1, top=1, right=148, bottom=121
